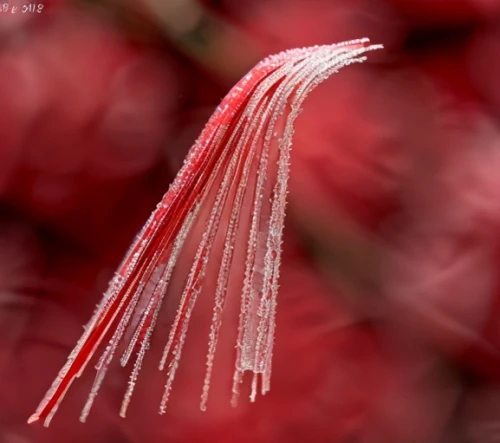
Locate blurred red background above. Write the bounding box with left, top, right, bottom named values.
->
left=1, top=0, right=500, bottom=442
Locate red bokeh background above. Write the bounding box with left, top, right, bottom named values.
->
left=1, top=0, right=500, bottom=442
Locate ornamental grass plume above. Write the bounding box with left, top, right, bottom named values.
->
left=28, top=39, right=382, bottom=427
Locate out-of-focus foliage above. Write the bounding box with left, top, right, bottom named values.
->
left=1, top=0, right=500, bottom=442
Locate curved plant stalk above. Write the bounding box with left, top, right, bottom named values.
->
left=28, top=39, right=382, bottom=427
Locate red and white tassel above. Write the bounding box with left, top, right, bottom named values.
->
left=28, top=39, right=382, bottom=427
